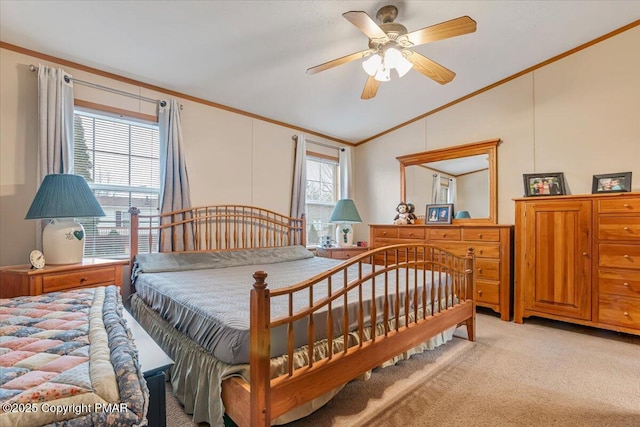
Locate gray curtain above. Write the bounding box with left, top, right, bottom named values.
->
left=290, top=134, right=307, bottom=219
left=338, top=146, right=353, bottom=199
left=158, top=99, right=194, bottom=251
left=36, top=64, right=75, bottom=248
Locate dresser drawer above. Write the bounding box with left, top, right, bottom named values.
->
left=599, top=244, right=640, bottom=270
left=461, top=228, right=501, bottom=242
left=398, top=227, right=425, bottom=240
left=598, top=198, right=640, bottom=213
left=373, top=227, right=398, bottom=239
left=598, top=270, right=640, bottom=298
left=476, top=280, right=500, bottom=305
left=475, top=259, right=500, bottom=280
left=43, top=267, right=116, bottom=293
left=598, top=295, right=640, bottom=329
left=428, top=228, right=461, bottom=241
left=598, top=216, right=640, bottom=241
left=434, top=242, right=499, bottom=258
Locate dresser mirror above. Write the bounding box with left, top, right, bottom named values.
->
left=397, top=138, right=500, bottom=224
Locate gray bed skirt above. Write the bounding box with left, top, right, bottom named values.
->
left=130, top=293, right=455, bottom=427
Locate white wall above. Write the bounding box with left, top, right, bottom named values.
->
left=354, top=26, right=640, bottom=240
left=0, top=48, right=339, bottom=266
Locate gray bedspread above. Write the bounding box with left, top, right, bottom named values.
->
left=133, top=246, right=450, bottom=365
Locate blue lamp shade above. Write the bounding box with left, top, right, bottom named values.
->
left=25, top=174, right=105, bottom=265
left=329, top=199, right=362, bottom=224
left=329, top=199, right=362, bottom=247
left=455, top=210, right=471, bottom=219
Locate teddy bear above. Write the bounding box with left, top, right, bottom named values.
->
left=393, top=202, right=416, bottom=225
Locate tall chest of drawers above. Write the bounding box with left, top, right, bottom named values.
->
left=514, top=193, right=640, bottom=335
left=369, top=224, right=513, bottom=320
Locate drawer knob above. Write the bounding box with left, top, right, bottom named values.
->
left=478, top=249, right=483, bottom=254
left=623, top=311, right=629, bottom=316
left=443, top=234, right=447, bottom=237
left=80, top=277, right=88, bottom=283
left=623, top=204, right=630, bottom=208
left=623, top=282, right=630, bottom=287
left=409, top=233, right=414, bottom=236
left=478, top=290, right=483, bottom=296
left=478, top=234, right=483, bottom=238
left=624, top=254, right=630, bottom=259
left=623, top=227, right=629, bottom=231
left=382, top=232, right=386, bottom=235
left=582, top=252, right=588, bottom=256
left=477, top=268, right=483, bottom=273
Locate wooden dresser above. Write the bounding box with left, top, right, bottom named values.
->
left=369, top=224, right=513, bottom=320
left=0, top=258, right=127, bottom=298
left=514, top=193, right=640, bottom=335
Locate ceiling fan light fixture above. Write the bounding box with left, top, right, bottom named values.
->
left=362, top=54, right=382, bottom=76
left=374, top=66, right=390, bottom=82
left=395, top=55, right=413, bottom=78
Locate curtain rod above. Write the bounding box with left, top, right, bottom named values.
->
left=293, top=135, right=344, bottom=151
left=29, top=64, right=167, bottom=107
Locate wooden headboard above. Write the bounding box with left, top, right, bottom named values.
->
left=128, top=205, right=306, bottom=263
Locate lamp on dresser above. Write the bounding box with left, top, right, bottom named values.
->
left=25, top=174, right=105, bottom=264
left=329, top=199, right=362, bottom=247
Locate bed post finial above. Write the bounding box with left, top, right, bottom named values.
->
left=250, top=270, right=270, bottom=426
left=128, top=207, right=141, bottom=266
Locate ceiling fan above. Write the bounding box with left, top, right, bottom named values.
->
left=307, top=5, right=476, bottom=100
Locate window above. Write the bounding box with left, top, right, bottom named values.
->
left=73, top=109, right=160, bottom=258
left=305, top=155, right=338, bottom=246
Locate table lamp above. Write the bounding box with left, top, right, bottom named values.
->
left=329, top=199, right=362, bottom=247
left=25, top=174, right=105, bottom=264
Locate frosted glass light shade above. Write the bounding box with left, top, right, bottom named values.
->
left=395, top=55, right=413, bottom=77
left=362, top=54, right=382, bottom=76
left=374, top=67, right=390, bottom=82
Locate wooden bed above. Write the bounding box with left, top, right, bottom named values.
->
left=128, top=204, right=475, bottom=427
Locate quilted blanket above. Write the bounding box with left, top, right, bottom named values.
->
left=0, top=286, right=148, bottom=427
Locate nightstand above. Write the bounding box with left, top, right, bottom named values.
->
left=0, top=258, right=128, bottom=298
left=316, top=246, right=369, bottom=260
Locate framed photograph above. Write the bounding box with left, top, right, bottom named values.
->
left=523, top=173, right=566, bottom=197
left=592, top=172, right=632, bottom=194
left=426, top=203, right=453, bottom=224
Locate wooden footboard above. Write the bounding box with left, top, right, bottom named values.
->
left=245, top=244, right=475, bottom=427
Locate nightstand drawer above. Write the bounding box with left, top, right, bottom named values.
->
left=43, top=267, right=116, bottom=292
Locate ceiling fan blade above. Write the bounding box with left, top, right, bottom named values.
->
left=361, top=76, right=380, bottom=100
left=307, top=49, right=373, bottom=75
left=406, top=16, right=476, bottom=47
left=407, top=53, right=456, bottom=84
left=343, top=11, right=389, bottom=41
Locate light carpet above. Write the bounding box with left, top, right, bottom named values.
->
left=166, top=312, right=640, bottom=427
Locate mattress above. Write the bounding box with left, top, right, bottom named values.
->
left=132, top=246, right=451, bottom=365
left=0, top=286, right=148, bottom=427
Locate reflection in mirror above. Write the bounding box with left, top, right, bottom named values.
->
left=398, top=139, right=500, bottom=224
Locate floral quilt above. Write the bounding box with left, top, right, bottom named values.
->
left=0, top=286, right=148, bottom=427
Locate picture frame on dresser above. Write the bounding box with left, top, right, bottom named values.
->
left=592, top=171, right=632, bottom=193
left=426, top=203, right=453, bottom=224
left=523, top=172, right=566, bottom=197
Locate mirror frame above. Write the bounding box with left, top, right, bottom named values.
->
left=397, top=138, right=501, bottom=224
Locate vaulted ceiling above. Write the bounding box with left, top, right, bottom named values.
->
left=1, top=1, right=638, bottom=143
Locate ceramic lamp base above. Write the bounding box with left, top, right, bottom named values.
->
left=336, top=224, right=354, bottom=247
left=43, top=219, right=85, bottom=264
